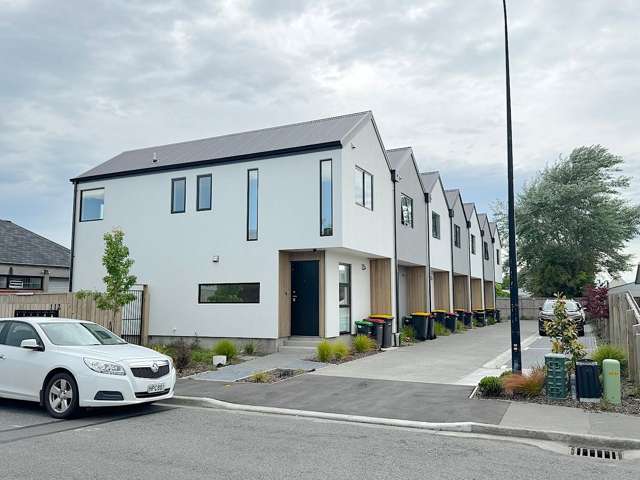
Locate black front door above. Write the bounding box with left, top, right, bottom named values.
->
left=291, top=260, right=319, bottom=336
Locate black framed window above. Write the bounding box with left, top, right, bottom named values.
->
left=0, top=275, right=43, bottom=290
left=496, top=249, right=501, bottom=265
left=197, top=174, right=212, bottom=211
left=247, top=169, right=259, bottom=240
left=320, top=160, right=333, bottom=236
left=454, top=224, right=461, bottom=248
left=400, top=194, right=413, bottom=227
left=79, top=188, right=104, bottom=222
left=484, top=241, right=490, bottom=260
left=432, top=211, right=441, bottom=239
left=354, top=167, right=373, bottom=210
left=198, top=283, right=260, bottom=304
left=171, top=178, right=186, bottom=213
left=4, top=321, right=43, bottom=348
left=471, top=234, right=476, bottom=254
left=339, top=264, right=351, bottom=333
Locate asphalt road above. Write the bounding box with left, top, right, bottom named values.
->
left=1, top=399, right=639, bottom=479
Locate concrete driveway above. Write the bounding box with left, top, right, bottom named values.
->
left=313, top=320, right=539, bottom=385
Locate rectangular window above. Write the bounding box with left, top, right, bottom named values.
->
left=79, top=188, right=104, bottom=222
left=198, top=283, right=260, bottom=304
left=197, top=174, right=212, bottom=211
left=320, top=160, right=333, bottom=236
left=454, top=224, right=461, bottom=248
left=0, top=276, right=6, bottom=289
left=471, top=234, right=476, bottom=254
left=1, top=275, right=43, bottom=290
left=400, top=194, right=413, bottom=227
left=339, top=264, right=351, bottom=333
left=432, top=211, right=441, bottom=239
left=484, top=241, right=490, bottom=260
left=496, top=249, right=501, bottom=265
left=171, top=178, right=186, bottom=214
left=354, top=167, right=373, bottom=210
left=247, top=169, right=259, bottom=240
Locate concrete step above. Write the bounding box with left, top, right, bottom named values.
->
left=282, top=337, right=323, bottom=348
left=278, top=345, right=317, bottom=354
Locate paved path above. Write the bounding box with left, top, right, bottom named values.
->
left=313, top=321, right=539, bottom=385
left=188, top=352, right=327, bottom=382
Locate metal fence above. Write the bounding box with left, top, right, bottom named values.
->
left=121, top=288, right=144, bottom=345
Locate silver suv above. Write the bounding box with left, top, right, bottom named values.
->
left=538, top=299, right=585, bottom=337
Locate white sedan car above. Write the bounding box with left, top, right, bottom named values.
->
left=0, top=317, right=176, bottom=419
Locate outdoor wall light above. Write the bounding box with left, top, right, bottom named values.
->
left=212, top=256, right=220, bottom=263
left=361, top=264, right=367, bottom=271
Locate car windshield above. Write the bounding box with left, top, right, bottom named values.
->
left=542, top=300, right=579, bottom=312
left=39, top=322, right=127, bottom=346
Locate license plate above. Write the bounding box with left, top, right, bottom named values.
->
left=147, top=383, right=165, bottom=393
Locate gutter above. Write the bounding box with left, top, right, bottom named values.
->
left=69, top=182, right=77, bottom=292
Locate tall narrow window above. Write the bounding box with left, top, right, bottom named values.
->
left=354, top=167, right=373, bottom=210
left=471, top=234, right=476, bottom=254
left=432, top=212, right=441, bottom=239
left=339, top=264, right=351, bottom=333
left=80, top=188, right=104, bottom=222
left=454, top=224, right=461, bottom=248
left=171, top=178, right=186, bottom=214
left=197, top=174, right=212, bottom=211
left=320, top=160, right=333, bottom=236
left=484, top=241, right=490, bottom=260
left=247, top=169, right=259, bottom=240
left=496, top=249, right=501, bottom=265
left=400, top=194, right=413, bottom=227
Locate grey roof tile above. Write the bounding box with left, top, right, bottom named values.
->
left=0, top=220, right=70, bottom=267
left=74, top=111, right=372, bottom=180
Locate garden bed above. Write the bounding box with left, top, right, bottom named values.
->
left=308, top=349, right=380, bottom=365
left=237, top=368, right=305, bottom=384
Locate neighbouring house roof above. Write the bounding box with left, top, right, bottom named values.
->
left=420, top=171, right=440, bottom=194
left=463, top=202, right=476, bottom=220
left=0, top=220, right=70, bottom=268
left=73, top=111, right=374, bottom=182
left=444, top=189, right=461, bottom=210
left=477, top=213, right=491, bottom=236
left=386, top=147, right=412, bottom=170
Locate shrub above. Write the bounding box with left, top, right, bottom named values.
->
left=191, top=347, right=214, bottom=364
left=332, top=341, right=350, bottom=360
left=149, top=343, right=171, bottom=356
left=172, top=339, right=192, bottom=370
left=478, top=376, right=503, bottom=397
left=251, top=371, right=272, bottom=383
left=213, top=340, right=238, bottom=360
left=499, top=369, right=512, bottom=378
left=244, top=341, right=257, bottom=355
left=590, top=344, right=627, bottom=374
left=434, top=322, right=450, bottom=336
left=502, top=367, right=545, bottom=397
left=544, top=293, right=586, bottom=364
left=455, top=320, right=466, bottom=332
left=317, top=340, right=333, bottom=362
left=487, top=316, right=496, bottom=326
left=401, top=325, right=415, bottom=343
left=353, top=335, right=376, bottom=353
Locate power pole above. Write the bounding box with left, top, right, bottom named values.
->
left=502, top=0, right=522, bottom=373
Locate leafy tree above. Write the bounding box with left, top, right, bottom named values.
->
left=77, top=229, right=137, bottom=325
left=516, top=146, right=640, bottom=297
left=544, top=294, right=586, bottom=364
left=583, top=283, right=609, bottom=319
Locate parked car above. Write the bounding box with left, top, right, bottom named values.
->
left=538, top=299, right=585, bottom=337
left=0, top=317, right=175, bottom=419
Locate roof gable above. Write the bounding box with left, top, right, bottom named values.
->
left=420, top=171, right=441, bottom=194
left=0, top=220, right=70, bottom=267
left=74, top=111, right=372, bottom=182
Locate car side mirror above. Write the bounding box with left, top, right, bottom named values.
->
left=20, top=339, right=43, bottom=351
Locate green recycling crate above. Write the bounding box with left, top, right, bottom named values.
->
left=355, top=320, right=373, bottom=336
left=545, top=353, right=568, bottom=400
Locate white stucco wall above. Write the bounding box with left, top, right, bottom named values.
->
left=427, top=181, right=451, bottom=272
left=395, top=156, right=427, bottom=267
left=480, top=217, right=494, bottom=283
left=494, top=233, right=504, bottom=284
left=468, top=211, right=483, bottom=280
left=450, top=197, right=469, bottom=276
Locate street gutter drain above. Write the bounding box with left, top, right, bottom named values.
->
left=570, top=446, right=622, bottom=460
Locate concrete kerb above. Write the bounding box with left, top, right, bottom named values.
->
left=165, top=395, right=640, bottom=451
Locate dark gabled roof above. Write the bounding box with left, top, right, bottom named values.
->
left=73, top=111, right=373, bottom=182
left=420, top=171, right=440, bottom=194
left=386, top=147, right=412, bottom=170
left=489, top=221, right=501, bottom=243
left=0, top=220, right=70, bottom=268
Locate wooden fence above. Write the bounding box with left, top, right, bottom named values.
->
left=607, top=291, right=640, bottom=385
left=0, top=292, right=122, bottom=335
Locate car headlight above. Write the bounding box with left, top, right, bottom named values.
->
left=84, top=358, right=126, bottom=376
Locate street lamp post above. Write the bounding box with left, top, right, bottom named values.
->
left=502, top=0, right=522, bottom=373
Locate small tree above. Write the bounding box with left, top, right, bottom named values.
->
left=544, top=293, right=586, bottom=364
left=77, top=228, right=137, bottom=326
left=583, top=283, right=609, bottom=320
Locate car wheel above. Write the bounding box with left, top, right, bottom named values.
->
left=44, top=373, right=79, bottom=419
left=578, top=329, right=585, bottom=337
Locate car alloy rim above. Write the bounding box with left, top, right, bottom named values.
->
left=49, top=379, right=73, bottom=413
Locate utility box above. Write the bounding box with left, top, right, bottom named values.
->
left=545, top=353, right=568, bottom=400
left=602, top=359, right=622, bottom=405
left=575, top=360, right=601, bottom=402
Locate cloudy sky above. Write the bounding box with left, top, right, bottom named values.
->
left=1, top=0, right=639, bottom=279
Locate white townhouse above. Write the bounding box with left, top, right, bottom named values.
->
left=387, top=147, right=429, bottom=320
left=477, top=213, right=496, bottom=309
left=421, top=172, right=453, bottom=312
left=463, top=203, right=485, bottom=311
left=70, top=112, right=397, bottom=351
left=490, top=221, right=503, bottom=286
left=445, top=189, right=471, bottom=312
